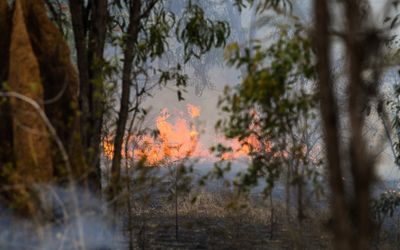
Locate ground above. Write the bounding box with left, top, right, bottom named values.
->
left=119, top=191, right=332, bottom=250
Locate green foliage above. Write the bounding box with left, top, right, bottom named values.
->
left=158, top=63, right=189, bottom=101
left=176, top=2, right=230, bottom=62
left=220, top=26, right=315, bottom=140
left=215, top=18, right=317, bottom=194
left=106, top=0, right=231, bottom=103
left=165, top=164, right=194, bottom=201
left=138, top=8, right=175, bottom=61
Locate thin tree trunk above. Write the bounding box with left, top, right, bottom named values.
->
left=0, top=1, right=13, bottom=166
left=87, top=0, right=108, bottom=194
left=69, top=0, right=90, bottom=147
left=285, top=166, right=291, bottom=219
left=297, top=172, right=304, bottom=222
left=313, top=0, right=351, bottom=249
left=110, top=0, right=141, bottom=200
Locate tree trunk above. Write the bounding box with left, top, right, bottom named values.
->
left=69, top=0, right=108, bottom=194
left=69, top=0, right=90, bottom=148
left=0, top=0, right=89, bottom=217
left=313, top=0, right=351, bottom=249
left=345, top=1, right=374, bottom=248
left=0, top=0, right=13, bottom=167
left=86, top=0, right=108, bottom=194
left=314, top=0, right=378, bottom=248
left=110, top=0, right=141, bottom=201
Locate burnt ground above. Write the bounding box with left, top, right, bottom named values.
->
left=118, top=192, right=332, bottom=250
left=125, top=215, right=331, bottom=250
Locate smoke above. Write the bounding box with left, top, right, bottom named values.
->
left=0, top=185, right=117, bottom=250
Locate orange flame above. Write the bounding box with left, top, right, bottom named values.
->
left=219, top=134, right=263, bottom=160
left=102, top=105, right=209, bottom=165
left=187, top=104, right=200, bottom=118
left=102, top=104, right=289, bottom=165
left=133, top=107, right=207, bottom=165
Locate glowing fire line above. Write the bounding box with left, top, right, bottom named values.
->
left=102, top=104, right=278, bottom=165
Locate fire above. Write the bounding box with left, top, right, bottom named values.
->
left=102, top=103, right=287, bottom=165
left=187, top=104, right=200, bottom=118
left=133, top=107, right=207, bottom=165
left=219, top=134, right=263, bottom=160
left=102, top=104, right=208, bottom=165
left=103, top=138, right=114, bottom=158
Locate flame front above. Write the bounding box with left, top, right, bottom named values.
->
left=102, top=104, right=208, bottom=165
left=133, top=107, right=207, bottom=165
left=102, top=104, right=284, bottom=165
left=219, top=134, right=263, bottom=160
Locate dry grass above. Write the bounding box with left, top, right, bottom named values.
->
left=123, top=189, right=333, bottom=249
